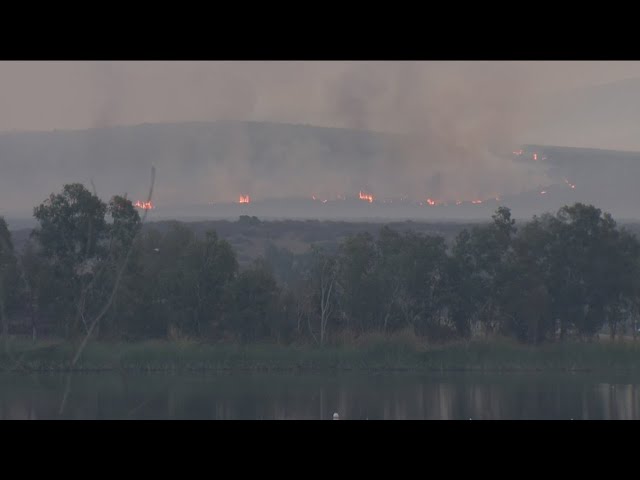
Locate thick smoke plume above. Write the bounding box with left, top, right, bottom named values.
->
left=185, top=62, right=549, bottom=203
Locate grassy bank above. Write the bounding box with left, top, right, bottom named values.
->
left=2, top=334, right=640, bottom=373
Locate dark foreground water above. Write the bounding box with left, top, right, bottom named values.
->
left=1, top=372, right=639, bottom=419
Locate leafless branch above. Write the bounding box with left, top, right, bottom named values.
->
left=59, top=166, right=156, bottom=415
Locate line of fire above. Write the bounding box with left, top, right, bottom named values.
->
left=134, top=149, right=574, bottom=210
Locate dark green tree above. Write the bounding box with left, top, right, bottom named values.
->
left=337, top=232, right=381, bottom=333
left=29, top=185, right=144, bottom=339
left=0, top=217, right=19, bottom=337
left=31, top=184, right=108, bottom=337
left=225, top=259, right=280, bottom=343
left=451, top=207, right=516, bottom=337
left=502, top=215, right=555, bottom=343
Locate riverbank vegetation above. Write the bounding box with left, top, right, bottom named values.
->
left=3, top=334, right=640, bottom=373
left=1, top=183, right=640, bottom=367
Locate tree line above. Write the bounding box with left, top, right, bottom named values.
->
left=1, top=183, right=639, bottom=345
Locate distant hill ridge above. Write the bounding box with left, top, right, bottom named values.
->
left=2, top=121, right=640, bottom=221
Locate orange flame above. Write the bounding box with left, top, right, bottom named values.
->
left=359, top=191, right=374, bottom=203
left=426, top=198, right=437, bottom=206
left=134, top=201, right=154, bottom=210
left=239, top=195, right=251, bottom=204
left=533, top=153, right=538, bottom=161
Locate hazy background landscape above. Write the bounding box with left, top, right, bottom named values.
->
left=2, top=61, right=640, bottom=228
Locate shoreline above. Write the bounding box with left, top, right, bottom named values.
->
left=2, top=338, right=640, bottom=374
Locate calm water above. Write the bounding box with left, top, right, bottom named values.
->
left=1, top=372, right=639, bottom=419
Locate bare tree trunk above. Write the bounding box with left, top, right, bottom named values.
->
left=296, top=308, right=303, bottom=335
left=0, top=277, right=10, bottom=340
left=306, top=314, right=318, bottom=345
left=320, top=277, right=334, bottom=346
left=318, top=259, right=335, bottom=347
left=609, top=320, right=616, bottom=341
left=383, top=283, right=400, bottom=333
left=0, top=298, right=7, bottom=339
left=30, top=298, right=37, bottom=342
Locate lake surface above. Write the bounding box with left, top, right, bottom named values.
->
left=1, top=372, right=639, bottom=419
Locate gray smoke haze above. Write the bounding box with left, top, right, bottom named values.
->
left=318, top=62, right=544, bottom=201
left=2, top=61, right=640, bottom=220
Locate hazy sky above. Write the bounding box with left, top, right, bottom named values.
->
left=2, top=61, right=640, bottom=139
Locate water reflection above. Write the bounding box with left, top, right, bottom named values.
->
left=1, top=373, right=639, bottom=420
